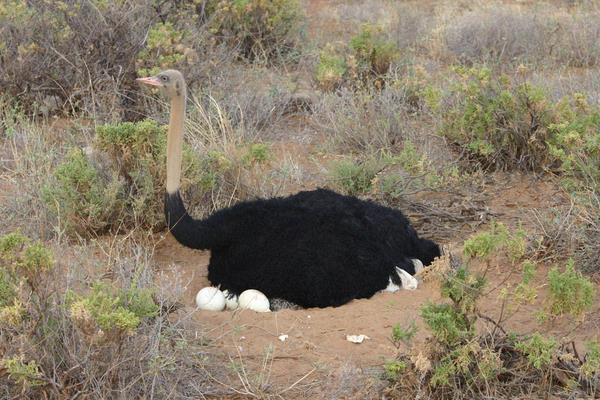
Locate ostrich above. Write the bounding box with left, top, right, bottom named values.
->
left=136, top=70, right=441, bottom=309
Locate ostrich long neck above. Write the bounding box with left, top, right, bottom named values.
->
left=166, top=84, right=186, bottom=194
left=164, top=82, right=221, bottom=250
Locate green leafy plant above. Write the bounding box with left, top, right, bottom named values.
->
left=548, top=93, right=600, bottom=192
left=0, top=232, right=56, bottom=327
left=1, top=356, right=44, bottom=390
left=580, top=341, right=600, bottom=378
left=0, top=271, right=16, bottom=308
left=463, top=221, right=526, bottom=263
left=421, top=303, right=471, bottom=346
left=391, top=321, right=418, bottom=346
left=69, top=282, right=158, bottom=338
left=315, top=25, right=398, bottom=90
left=242, top=143, right=271, bottom=165
left=421, top=267, right=485, bottom=347
left=315, top=45, right=347, bottom=91
left=515, top=333, right=557, bottom=369
left=44, top=120, right=204, bottom=235
left=384, top=360, right=407, bottom=381
left=0, top=232, right=54, bottom=278
left=547, top=259, right=595, bottom=318
left=0, top=300, right=25, bottom=327
left=514, top=260, right=538, bottom=304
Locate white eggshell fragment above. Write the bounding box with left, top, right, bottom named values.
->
left=195, top=287, right=225, bottom=311
left=346, top=334, right=370, bottom=344
left=238, top=289, right=270, bottom=312
left=222, top=290, right=239, bottom=310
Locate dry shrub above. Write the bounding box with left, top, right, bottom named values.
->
left=206, top=0, right=305, bottom=64
left=442, top=5, right=600, bottom=67
left=534, top=192, right=600, bottom=275
left=0, top=0, right=155, bottom=120
left=183, top=96, right=302, bottom=216
left=0, top=234, right=220, bottom=398
left=443, top=6, right=551, bottom=66
left=391, top=2, right=435, bottom=52
left=315, top=87, right=414, bottom=153
left=198, top=65, right=302, bottom=139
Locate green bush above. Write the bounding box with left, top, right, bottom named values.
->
left=41, top=149, right=124, bottom=235
left=429, top=342, right=503, bottom=388
left=440, top=67, right=600, bottom=181
left=514, top=260, right=538, bottom=304
left=43, top=120, right=204, bottom=235
left=0, top=232, right=54, bottom=277
left=420, top=268, right=485, bottom=347
left=349, top=24, right=398, bottom=80
left=315, top=25, right=398, bottom=91
left=0, top=231, right=28, bottom=261
left=441, top=67, right=553, bottom=171
left=0, top=272, right=15, bottom=308
left=384, top=360, right=407, bottom=381
left=463, top=221, right=526, bottom=263
left=69, top=282, right=158, bottom=338
left=329, top=158, right=383, bottom=196
left=315, top=46, right=347, bottom=91
left=207, top=0, right=304, bottom=63
left=242, top=143, right=271, bottom=165
left=548, top=93, right=600, bottom=191
left=547, top=259, right=595, bottom=318
left=421, top=303, right=471, bottom=346
left=391, top=321, right=418, bottom=346
left=387, top=250, right=596, bottom=397
left=0, top=232, right=54, bottom=327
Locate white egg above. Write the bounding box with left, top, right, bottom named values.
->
left=195, top=287, right=225, bottom=311
left=222, top=290, right=239, bottom=310
left=238, top=289, right=270, bottom=312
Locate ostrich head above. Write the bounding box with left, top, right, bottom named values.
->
left=136, top=69, right=185, bottom=99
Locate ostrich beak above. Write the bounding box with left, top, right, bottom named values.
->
left=136, top=76, right=162, bottom=87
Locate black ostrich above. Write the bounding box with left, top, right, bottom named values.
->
left=137, top=70, right=441, bottom=308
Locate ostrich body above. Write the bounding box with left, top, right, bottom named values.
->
left=137, top=70, right=441, bottom=308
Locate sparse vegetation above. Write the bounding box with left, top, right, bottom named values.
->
left=463, top=221, right=526, bottom=263
left=1, top=0, right=600, bottom=397
left=387, top=250, right=598, bottom=398
left=547, top=259, right=595, bottom=318
left=315, top=24, right=398, bottom=90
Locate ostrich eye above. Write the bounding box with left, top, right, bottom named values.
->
left=159, top=75, right=169, bottom=82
